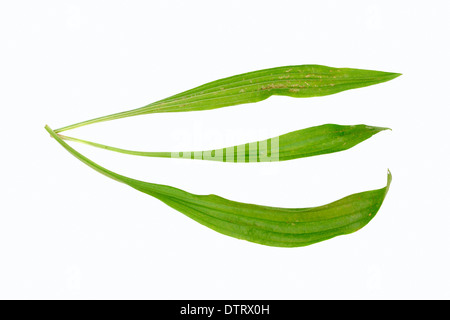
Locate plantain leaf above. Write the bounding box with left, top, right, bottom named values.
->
left=58, top=124, right=390, bottom=163
left=46, top=125, right=391, bottom=248
left=55, top=65, right=401, bottom=132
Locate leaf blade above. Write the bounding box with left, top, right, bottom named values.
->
left=55, top=65, right=401, bottom=132
left=58, top=124, right=390, bottom=162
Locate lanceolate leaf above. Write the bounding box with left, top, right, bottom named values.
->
left=46, top=125, right=392, bottom=248
left=58, top=124, right=390, bottom=163
left=55, top=65, right=401, bottom=132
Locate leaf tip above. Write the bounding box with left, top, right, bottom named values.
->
left=384, top=72, right=402, bottom=82
left=386, top=169, right=393, bottom=191
left=364, top=125, right=392, bottom=135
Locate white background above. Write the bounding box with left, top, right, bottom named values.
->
left=1, top=1, right=449, bottom=300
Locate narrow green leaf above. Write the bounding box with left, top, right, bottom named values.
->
left=55, top=65, right=401, bottom=133
left=58, top=124, right=390, bottom=162
left=46, top=125, right=392, bottom=247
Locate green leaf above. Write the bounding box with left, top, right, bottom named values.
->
left=55, top=65, right=401, bottom=132
left=46, top=125, right=392, bottom=247
left=58, top=124, right=390, bottom=162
